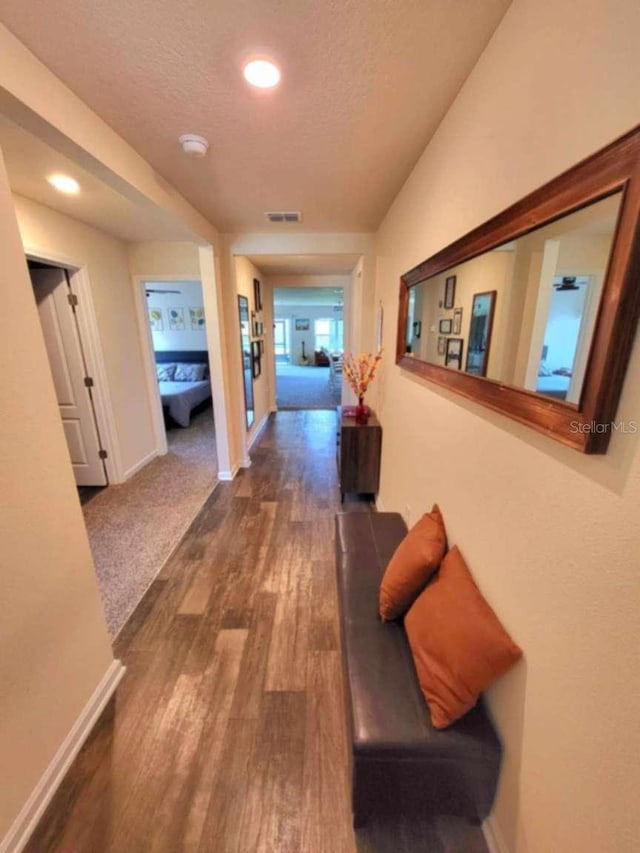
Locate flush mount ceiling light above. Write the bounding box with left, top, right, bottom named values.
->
left=47, top=174, right=80, bottom=194
left=178, top=134, right=209, bottom=157
left=243, top=59, right=281, bottom=89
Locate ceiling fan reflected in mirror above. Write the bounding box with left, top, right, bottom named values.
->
left=553, top=276, right=580, bottom=291
left=145, top=288, right=182, bottom=298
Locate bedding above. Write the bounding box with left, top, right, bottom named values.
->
left=174, top=362, right=207, bottom=382
left=156, top=363, right=177, bottom=381
left=159, top=379, right=211, bottom=427
left=536, top=374, right=570, bottom=400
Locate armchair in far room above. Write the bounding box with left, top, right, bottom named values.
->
left=314, top=347, right=330, bottom=366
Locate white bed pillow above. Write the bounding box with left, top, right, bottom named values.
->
left=174, top=363, right=207, bottom=382
left=156, top=363, right=177, bottom=381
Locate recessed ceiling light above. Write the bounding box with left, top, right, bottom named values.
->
left=48, top=174, right=80, bottom=194
left=243, top=59, right=281, bottom=89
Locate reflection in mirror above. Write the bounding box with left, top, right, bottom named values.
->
left=238, top=295, right=254, bottom=428
left=405, top=191, right=622, bottom=404
left=466, top=291, right=496, bottom=376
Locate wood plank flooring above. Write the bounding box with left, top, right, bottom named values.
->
left=26, top=411, right=488, bottom=853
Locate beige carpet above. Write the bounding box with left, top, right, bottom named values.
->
left=82, top=406, right=218, bottom=638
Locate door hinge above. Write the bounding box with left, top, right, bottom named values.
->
left=98, top=449, right=108, bottom=460
left=67, top=293, right=79, bottom=308
left=84, top=376, right=94, bottom=388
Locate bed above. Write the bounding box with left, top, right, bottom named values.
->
left=536, top=373, right=571, bottom=401
left=155, top=350, right=212, bottom=427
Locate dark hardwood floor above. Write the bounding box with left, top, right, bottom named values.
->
left=27, top=411, right=488, bottom=853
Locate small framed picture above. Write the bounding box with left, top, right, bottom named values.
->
left=413, top=320, right=422, bottom=339
left=251, top=340, right=261, bottom=378
left=453, top=306, right=463, bottom=335
left=252, top=312, right=263, bottom=338
left=445, top=337, right=464, bottom=370
left=437, top=336, right=446, bottom=356
left=439, top=318, right=452, bottom=334
left=444, top=275, right=456, bottom=309
left=149, top=307, right=163, bottom=331
left=190, top=306, right=205, bottom=330
left=295, top=318, right=310, bottom=331
left=253, top=278, right=262, bottom=311
left=168, top=307, right=185, bottom=331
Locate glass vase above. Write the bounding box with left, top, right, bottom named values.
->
left=355, top=395, right=369, bottom=425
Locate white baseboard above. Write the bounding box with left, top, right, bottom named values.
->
left=218, top=463, right=240, bottom=481
left=122, top=448, right=158, bottom=482
left=483, top=816, right=509, bottom=853
left=0, top=659, right=126, bottom=853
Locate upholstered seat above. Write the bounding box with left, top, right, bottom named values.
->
left=335, top=511, right=502, bottom=826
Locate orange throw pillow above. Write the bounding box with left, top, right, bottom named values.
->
left=405, top=546, right=522, bottom=729
left=379, top=504, right=446, bottom=621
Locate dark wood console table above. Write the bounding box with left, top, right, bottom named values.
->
left=337, top=407, right=382, bottom=501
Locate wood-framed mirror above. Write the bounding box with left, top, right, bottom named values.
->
left=396, top=125, right=640, bottom=453
left=238, top=295, right=255, bottom=429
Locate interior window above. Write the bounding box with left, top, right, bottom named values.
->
left=314, top=318, right=331, bottom=350
left=314, top=318, right=343, bottom=352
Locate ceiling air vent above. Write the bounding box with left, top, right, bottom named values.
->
left=265, top=211, right=303, bottom=223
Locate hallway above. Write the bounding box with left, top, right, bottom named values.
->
left=28, top=411, right=487, bottom=853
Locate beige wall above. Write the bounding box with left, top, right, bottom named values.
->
left=128, top=241, right=201, bottom=278
left=373, top=1, right=640, bottom=852
left=0, top=151, right=114, bottom=841
left=14, top=194, right=156, bottom=477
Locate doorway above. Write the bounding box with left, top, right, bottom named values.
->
left=139, top=279, right=217, bottom=465
left=273, top=287, right=344, bottom=410
left=274, top=318, right=290, bottom=362
left=29, top=260, right=109, bottom=488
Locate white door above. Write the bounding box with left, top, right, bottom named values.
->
left=31, top=266, right=107, bottom=486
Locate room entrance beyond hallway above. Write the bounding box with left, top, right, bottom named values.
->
left=274, top=286, right=344, bottom=410
left=275, top=362, right=341, bottom=409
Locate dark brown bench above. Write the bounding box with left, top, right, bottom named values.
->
left=335, top=511, right=502, bottom=827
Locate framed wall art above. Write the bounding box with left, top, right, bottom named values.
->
left=190, top=307, right=205, bottom=330
left=149, top=308, right=163, bottom=331
left=168, top=307, right=185, bottom=331
left=251, top=340, right=261, bottom=378
left=445, top=337, right=464, bottom=370
left=444, top=275, right=457, bottom=309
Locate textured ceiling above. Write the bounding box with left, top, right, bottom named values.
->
left=0, top=116, right=195, bottom=242
left=0, top=0, right=510, bottom=232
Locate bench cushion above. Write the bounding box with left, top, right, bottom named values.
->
left=335, top=511, right=502, bottom=821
